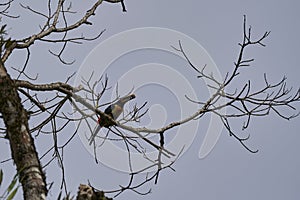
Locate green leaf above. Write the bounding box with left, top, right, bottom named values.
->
left=6, top=187, right=18, bottom=200
left=0, top=25, right=7, bottom=35
left=0, top=169, right=3, bottom=186
left=7, top=178, right=17, bottom=194
left=57, top=191, right=62, bottom=200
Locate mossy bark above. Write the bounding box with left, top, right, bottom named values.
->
left=0, top=62, right=47, bottom=200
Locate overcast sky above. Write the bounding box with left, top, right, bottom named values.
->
left=1, top=1, right=300, bottom=200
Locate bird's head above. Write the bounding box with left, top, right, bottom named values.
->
left=128, top=93, right=136, bottom=100
left=118, top=93, right=136, bottom=105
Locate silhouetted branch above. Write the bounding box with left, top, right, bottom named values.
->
left=1, top=1, right=299, bottom=198
left=0, top=0, right=19, bottom=18
left=172, top=15, right=299, bottom=153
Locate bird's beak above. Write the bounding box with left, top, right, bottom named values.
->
left=130, top=94, right=136, bottom=99
left=120, top=94, right=135, bottom=103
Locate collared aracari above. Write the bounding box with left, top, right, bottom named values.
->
left=89, top=94, right=136, bottom=145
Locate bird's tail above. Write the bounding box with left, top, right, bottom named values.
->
left=89, top=124, right=102, bottom=145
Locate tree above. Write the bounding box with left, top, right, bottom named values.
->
left=0, top=1, right=299, bottom=200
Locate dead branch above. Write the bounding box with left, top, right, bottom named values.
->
left=1, top=1, right=299, bottom=198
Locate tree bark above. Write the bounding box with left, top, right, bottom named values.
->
left=0, top=61, right=47, bottom=199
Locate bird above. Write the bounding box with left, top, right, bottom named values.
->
left=89, top=94, right=136, bottom=145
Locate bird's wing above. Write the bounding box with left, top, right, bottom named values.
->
left=105, top=104, right=123, bottom=120
left=104, top=105, right=113, bottom=116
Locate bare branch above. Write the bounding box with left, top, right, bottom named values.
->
left=1, top=2, right=299, bottom=198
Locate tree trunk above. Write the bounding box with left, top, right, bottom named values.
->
left=0, top=62, right=47, bottom=199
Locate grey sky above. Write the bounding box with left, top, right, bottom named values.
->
left=1, top=1, right=299, bottom=199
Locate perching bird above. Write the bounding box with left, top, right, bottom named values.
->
left=89, top=94, right=136, bottom=145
